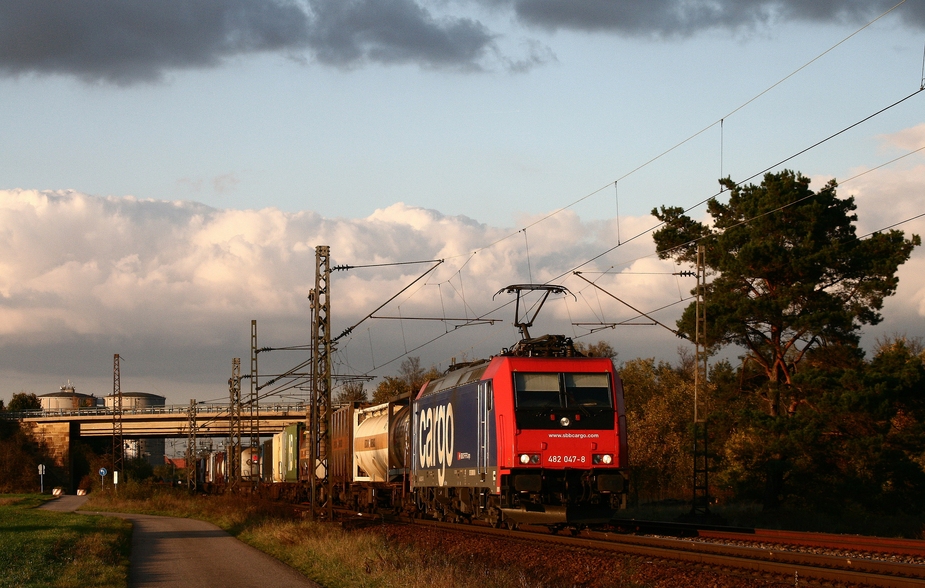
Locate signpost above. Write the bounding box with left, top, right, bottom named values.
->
left=99, top=467, right=108, bottom=490
left=38, top=464, right=45, bottom=493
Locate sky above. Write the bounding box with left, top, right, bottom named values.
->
left=2, top=0, right=925, bottom=406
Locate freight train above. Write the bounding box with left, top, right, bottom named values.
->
left=199, top=334, right=629, bottom=529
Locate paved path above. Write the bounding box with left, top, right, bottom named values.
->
left=41, top=496, right=321, bottom=588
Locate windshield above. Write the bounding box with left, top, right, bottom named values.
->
left=514, top=372, right=613, bottom=409
left=564, top=373, right=611, bottom=407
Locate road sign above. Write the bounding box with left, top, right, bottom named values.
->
left=38, top=464, right=45, bottom=475
left=99, top=467, right=108, bottom=477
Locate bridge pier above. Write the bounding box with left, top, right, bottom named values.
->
left=22, top=421, right=79, bottom=494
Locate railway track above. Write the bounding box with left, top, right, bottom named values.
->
left=393, top=518, right=925, bottom=587
left=307, top=505, right=925, bottom=585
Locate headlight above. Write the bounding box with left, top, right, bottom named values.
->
left=593, top=454, right=614, bottom=465
left=519, top=453, right=531, bottom=464
left=559, top=417, right=570, bottom=427
left=519, top=453, right=541, bottom=464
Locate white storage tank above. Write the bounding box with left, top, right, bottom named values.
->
left=39, top=382, right=96, bottom=410
left=105, top=392, right=166, bottom=410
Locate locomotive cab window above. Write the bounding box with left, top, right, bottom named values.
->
left=514, top=373, right=562, bottom=408
left=513, top=372, right=615, bottom=430
left=564, top=373, right=611, bottom=407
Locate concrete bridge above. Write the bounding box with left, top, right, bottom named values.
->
left=7, top=404, right=307, bottom=493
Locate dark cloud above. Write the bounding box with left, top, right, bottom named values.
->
left=5, top=1, right=914, bottom=86
left=0, top=0, right=311, bottom=84
left=0, top=0, right=499, bottom=84
left=306, top=0, right=494, bottom=69
left=499, top=0, right=925, bottom=36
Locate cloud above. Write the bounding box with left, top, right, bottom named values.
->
left=0, top=0, right=312, bottom=84
left=0, top=0, right=508, bottom=84
left=877, top=123, right=925, bottom=153
left=0, top=189, right=680, bottom=395
left=213, top=173, right=240, bottom=194
left=305, top=0, right=494, bottom=70
left=9, top=0, right=912, bottom=85
left=2, top=179, right=923, bottom=402
left=482, top=0, right=925, bottom=36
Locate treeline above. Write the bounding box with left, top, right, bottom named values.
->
left=637, top=169, right=922, bottom=516
left=624, top=336, right=925, bottom=515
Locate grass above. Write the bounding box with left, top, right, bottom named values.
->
left=239, top=519, right=543, bottom=588
left=82, top=483, right=601, bottom=588
left=0, top=494, right=131, bottom=588
left=79, top=481, right=925, bottom=587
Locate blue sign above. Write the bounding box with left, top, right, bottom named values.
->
left=99, top=467, right=108, bottom=477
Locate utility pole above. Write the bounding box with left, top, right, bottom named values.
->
left=309, top=245, right=332, bottom=521
left=228, top=358, right=242, bottom=486
left=112, top=354, right=124, bottom=477
left=691, top=244, right=711, bottom=518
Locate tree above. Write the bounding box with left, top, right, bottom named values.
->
left=8, top=392, right=41, bottom=412
left=620, top=357, right=694, bottom=504
left=0, top=419, right=54, bottom=492
left=371, top=357, right=443, bottom=404
left=334, top=380, right=368, bottom=405
left=372, top=376, right=408, bottom=404
left=653, top=170, right=919, bottom=417
left=575, top=340, right=618, bottom=362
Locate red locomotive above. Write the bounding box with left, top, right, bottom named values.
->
left=334, top=332, right=629, bottom=530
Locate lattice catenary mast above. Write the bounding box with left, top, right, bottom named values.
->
left=308, top=245, right=333, bottom=521
left=691, top=244, right=711, bottom=517
left=250, top=320, right=259, bottom=482
left=112, top=354, right=124, bottom=477
left=186, top=398, right=197, bottom=492
left=228, top=357, right=242, bottom=486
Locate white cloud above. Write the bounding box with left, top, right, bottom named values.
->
left=2, top=177, right=924, bottom=404
left=876, top=123, right=925, bottom=153
left=0, top=190, right=680, bottom=401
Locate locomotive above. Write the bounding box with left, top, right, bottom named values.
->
left=332, top=333, right=629, bottom=529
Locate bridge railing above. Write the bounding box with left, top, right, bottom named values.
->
left=1, top=403, right=307, bottom=420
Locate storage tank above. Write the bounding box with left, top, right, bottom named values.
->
left=105, top=392, right=166, bottom=409
left=39, top=382, right=95, bottom=410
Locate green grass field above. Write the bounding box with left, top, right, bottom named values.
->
left=0, top=495, right=131, bottom=588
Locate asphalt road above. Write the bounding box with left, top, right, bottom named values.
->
left=41, top=496, right=322, bottom=588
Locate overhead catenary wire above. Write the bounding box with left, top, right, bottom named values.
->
left=262, top=1, right=923, bottom=392
left=422, top=0, right=912, bottom=273
left=324, top=122, right=925, bottom=394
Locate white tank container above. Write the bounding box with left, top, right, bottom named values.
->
left=354, top=403, right=390, bottom=482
